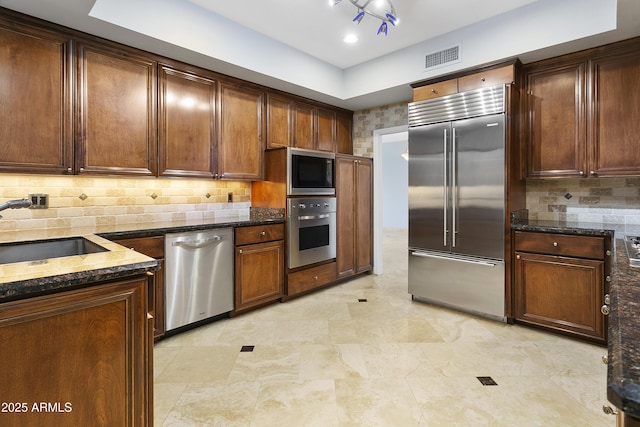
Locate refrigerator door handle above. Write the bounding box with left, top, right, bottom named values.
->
left=443, top=128, right=448, bottom=246
left=410, top=250, right=497, bottom=267
left=451, top=127, right=457, bottom=248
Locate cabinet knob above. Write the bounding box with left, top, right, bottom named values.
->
left=601, top=304, right=610, bottom=316
left=66, top=167, right=73, bottom=173
left=602, top=405, right=618, bottom=416
left=79, top=167, right=85, bottom=172
left=606, top=250, right=612, bottom=256
left=431, top=89, right=437, bottom=93
left=602, top=355, right=608, bottom=365
left=260, top=231, right=266, bottom=236
left=553, top=242, right=558, bottom=247
left=313, top=275, right=318, bottom=281
left=238, top=249, right=243, bottom=254
left=481, top=77, right=486, bottom=82
left=590, top=170, right=596, bottom=176
left=605, top=275, right=611, bottom=282
left=579, top=171, right=584, bottom=176
left=516, top=254, right=521, bottom=259
left=604, top=294, right=610, bottom=305
left=146, top=271, right=154, bottom=277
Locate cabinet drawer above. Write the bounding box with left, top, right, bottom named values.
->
left=412, top=79, right=457, bottom=102
left=458, top=65, right=514, bottom=92
left=113, top=235, right=164, bottom=258
left=514, top=231, right=605, bottom=260
left=235, top=223, right=284, bottom=246
left=287, top=262, right=337, bottom=296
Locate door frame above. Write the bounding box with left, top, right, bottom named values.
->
left=372, top=125, right=408, bottom=275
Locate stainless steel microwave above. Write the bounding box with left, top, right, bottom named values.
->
left=287, top=147, right=335, bottom=196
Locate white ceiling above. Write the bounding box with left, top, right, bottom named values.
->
left=187, top=0, right=540, bottom=69
left=0, top=0, right=639, bottom=110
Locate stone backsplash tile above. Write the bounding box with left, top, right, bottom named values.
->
left=526, top=177, right=640, bottom=232
left=0, top=174, right=251, bottom=233
left=353, top=101, right=409, bottom=158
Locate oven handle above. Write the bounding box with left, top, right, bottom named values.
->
left=298, top=214, right=331, bottom=220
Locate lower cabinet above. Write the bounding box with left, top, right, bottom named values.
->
left=111, top=235, right=165, bottom=340
left=0, top=276, right=153, bottom=427
left=287, top=261, right=337, bottom=297
left=513, top=230, right=611, bottom=344
left=233, top=223, right=284, bottom=314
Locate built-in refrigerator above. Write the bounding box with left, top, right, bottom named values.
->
left=408, top=85, right=507, bottom=321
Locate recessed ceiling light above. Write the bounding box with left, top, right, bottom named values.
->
left=344, top=33, right=358, bottom=44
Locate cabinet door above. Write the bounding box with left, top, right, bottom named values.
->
left=336, top=156, right=356, bottom=278
left=76, top=42, right=157, bottom=176
left=588, top=49, right=640, bottom=176
left=218, top=81, right=264, bottom=180
left=514, top=252, right=605, bottom=343
left=457, top=65, right=515, bottom=93
left=235, top=240, right=284, bottom=311
left=336, top=112, right=353, bottom=154
left=0, top=277, right=150, bottom=426
left=316, top=107, right=336, bottom=152
left=412, top=79, right=457, bottom=102
left=159, top=64, right=217, bottom=178
left=355, top=158, right=373, bottom=273
left=0, top=21, right=73, bottom=174
left=525, top=62, right=586, bottom=178
left=294, top=102, right=315, bottom=150
left=266, top=92, right=294, bottom=149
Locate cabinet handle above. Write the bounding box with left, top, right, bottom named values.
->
left=602, top=405, right=618, bottom=416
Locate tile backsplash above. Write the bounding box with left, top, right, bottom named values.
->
left=0, top=174, right=251, bottom=233
left=526, top=177, right=640, bottom=233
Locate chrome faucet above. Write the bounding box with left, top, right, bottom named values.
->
left=0, top=198, right=32, bottom=219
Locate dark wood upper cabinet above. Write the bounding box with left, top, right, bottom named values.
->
left=588, top=46, right=640, bottom=176
left=294, top=102, right=315, bottom=150
left=76, top=41, right=157, bottom=176
left=524, top=61, right=586, bottom=178
left=336, top=112, right=353, bottom=155
left=0, top=19, right=73, bottom=174
left=523, top=37, right=640, bottom=178
left=266, top=92, right=294, bottom=149
left=158, top=63, right=217, bottom=178
left=218, top=81, right=265, bottom=180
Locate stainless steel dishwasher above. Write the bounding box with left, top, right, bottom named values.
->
left=165, top=228, right=234, bottom=332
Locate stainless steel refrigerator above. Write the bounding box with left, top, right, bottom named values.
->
left=408, top=85, right=507, bottom=321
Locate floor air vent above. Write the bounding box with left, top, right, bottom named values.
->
left=425, top=45, right=461, bottom=70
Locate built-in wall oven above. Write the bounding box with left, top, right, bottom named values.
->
left=287, top=197, right=336, bottom=269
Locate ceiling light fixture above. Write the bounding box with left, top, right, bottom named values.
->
left=331, top=0, right=398, bottom=36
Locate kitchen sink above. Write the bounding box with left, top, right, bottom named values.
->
left=624, top=235, right=640, bottom=267
left=0, top=237, right=109, bottom=265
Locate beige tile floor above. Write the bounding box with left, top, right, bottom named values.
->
left=154, top=228, right=615, bottom=426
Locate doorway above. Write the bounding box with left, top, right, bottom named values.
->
left=372, top=125, right=408, bottom=275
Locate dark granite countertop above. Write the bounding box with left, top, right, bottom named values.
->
left=0, top=210, right=284, bottom=303
left=511, top=215, right=640, bottom=416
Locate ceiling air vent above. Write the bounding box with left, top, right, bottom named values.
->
left=424, top=45, right=461, bottom=71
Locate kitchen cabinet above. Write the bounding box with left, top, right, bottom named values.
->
left=513, top=230, right=611, bottom=344
left=294, top=103, right=336, bottom=152
left=336, top=111, right=354, bottom=155
left=336, top=155, right=373, bottom=279
left=412, top=63, right=516, bottom=102
left=287, top=261, right=337, bottom=298
left=158, top=62, right=217, bottom=178
left=111, top=235, right=165, bottom=340
left=0, top=275, right=153, bottom=427
left=218, top=81, right=265, bottom=180
left=523, top=60, right=585, bottom=177
left=75, top=40, right=157, bottom=176
left=233, top=223, right=284, bottom=314
left=266, top=92, right=294, bottom=149
left=523, top=37, right=640, bottom=178
left=0, top=17, right=73, bottom=175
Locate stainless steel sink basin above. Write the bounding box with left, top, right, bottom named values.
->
left=0, top=237, right=109, bottom=265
